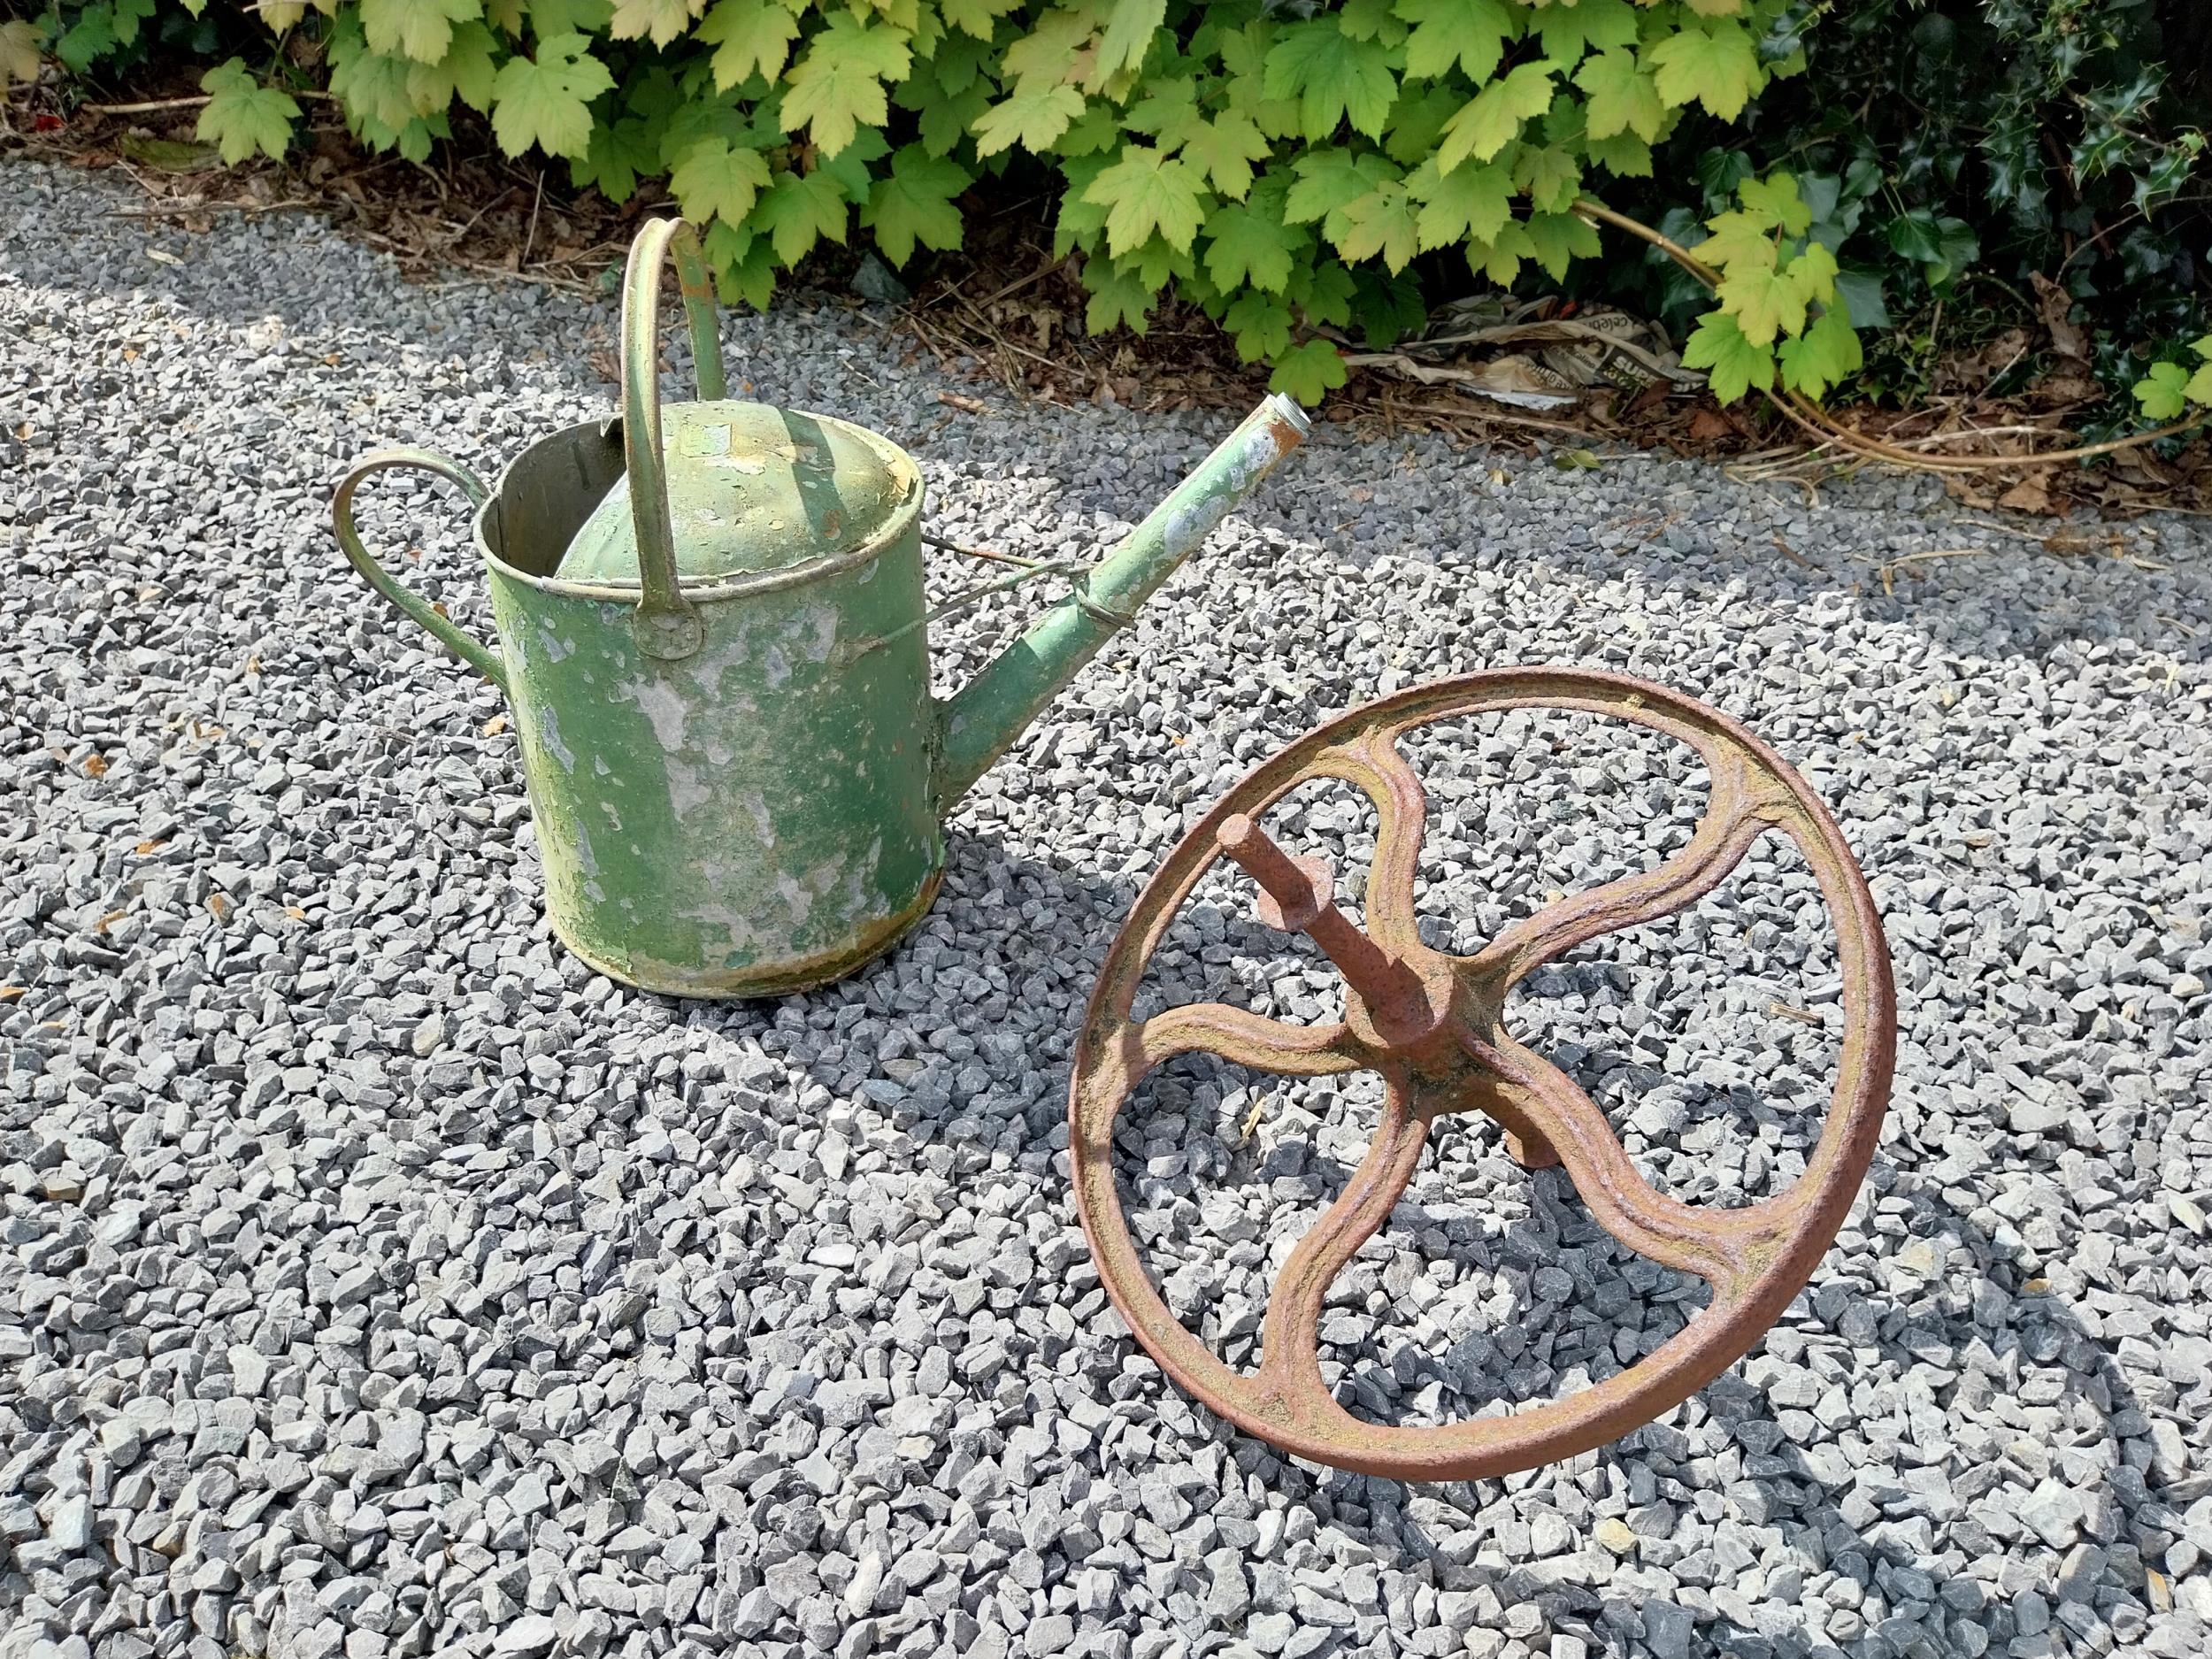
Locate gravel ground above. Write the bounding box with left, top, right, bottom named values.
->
left=5, top=157, right=2212, bottom=1659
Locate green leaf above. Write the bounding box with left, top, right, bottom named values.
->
left=1334, top=182, right=1420, bottom=273
left=941, top=0, right=1021, bottom=39
left=1269, top=339, right=1347, bottom=406
left=609, top=0, right=701, bottom=47
left=863, top=145, right=970, bottom=265
left=1717, top=263, right=1804, bottom=346
left=196, top=59, right=300, bottom=165
left=572, top=112, right=660, bottom=203
left=489, top=32, right=615, bottom=160
left=669, top=136, right=771, bottom=227
left=1783, top=241, right=1839, bottom=310
left=1225, top=291, right=1294, bottom=361
left=1514, top=145, right=1581, bottom=215
left=111, top=0, right=153, bottom=49
left=814, top=127, right=889, bottom=205
left=1737, top=173, right=1812, bottom=236
left=972, top=81, right=1084, bottom=157
left=1176, top=112, right=1270, bottom=201
left=1203, top=189, right=1303, bottom=293
left=1776, top=305, right=1863, bottom=401
left=1437, top=63, right=1551, bottom=173
left=706, top=220, right=778, bottom=310
left=2133, top=361, right=2190, bottom=420
left=408, top=19, right=500, bottom=114
left=1648, top=19, right=1760, bottom=121
left=1682, top=310, right=1775, bottom=403
left=1084, top=145, right=1207, bottom=257
left=1085, top=261, right=1156, bottom=334
left=782, top=13, right=910, bottom=157
left=1394, top=0, right=1516, bottom=84
left=1338, top=0, right=1406, bottom=46
left=697, top=0, right=801, bottom=90
left=1575, top=48, right=1663, bottom=142
left=1289, top=260, right=1356, bottom=328
left=360, top=0, right=478, bottom=65
left=1698, top=209, right=1780, bottom=273
left=0, top=20, right=42, bottom=87
left=1092, top=0, right=1164, bottom=89
left=1583, top=131, right=1653, bottom=178
left=1530, top=0, right=1635, bottom=61
left=1263, top=21, right=1397, bottom=143
left=55, top=5, right=117, bottom=73
left=524, top=0, right=611, bottom=39
left=1523, top=208, right=1599, bottom=279
left=757, top=166, right=850, bottom=264
left=328, top=19, right=420, bottom=133
left=1408, top=157, right=1510, bottom=250
left=1463, top=219, right=1533, bottom=286
left=1284, top=149, right=1402, bottom=246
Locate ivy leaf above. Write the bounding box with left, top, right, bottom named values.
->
left=1269, top=339, right=1347, bottom=406
left=1225, top=291, right=1294, bottom=361
left=1085, top=261, right=1157, bottom=334
left=1530, top=0, right=1636, bottom=61
left=1204, top=196, right=1302, bottom=293
left=359, top=0, right=478, bottom=65
left=1575, top=48, right=1663, bottom=142
left=489, top=32, right=615, bottom=159
left=1648, top=20, right=1760, bottom=121
left=1394, top=0, right=1516, bottom=84
left=1333, top=183, right=1419, bottom=273
left=196, top=59, right=300, bottom=165
left=1523, top=209, right=1600, bottom=280
left=1682, top=311, right=1775, bottom=403
left=781, top=12, right=910, bottom=157
left=1, top=20, right=42, bottom=86
left=972, top=81, right=1084, bottom=157
left=1408, top=157, right=1510, bottom=250
left=941, top=0, right=1021, bottom=40
left=669, top=135, right=771, bottom=227
left=1091, top=0, right=1164, bottom=90
left=1177, top=112, right=1271, bottom=200
left=863, top=145, right=971, bottom=265
left=1084, top=145, right=1207, bottom=257
left=609, top=0, right=702, bottom=47
left=757, top=166, right=851, bottom=265
left=696, top=0, right=800, bottom=88
left=1777, top=305, right=1863, bottom=400
left=1263, top=21, right=1397, bottom=143
left=1438, top=63, right=1552, bottom=173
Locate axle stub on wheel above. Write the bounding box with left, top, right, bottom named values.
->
left=1068, top=667, right=1895, bottom=1483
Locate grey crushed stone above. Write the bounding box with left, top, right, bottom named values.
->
left=4, top=155, right=2212, bottom=1659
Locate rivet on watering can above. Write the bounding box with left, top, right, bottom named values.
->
left=333, top=214, right=1313, bottom=1000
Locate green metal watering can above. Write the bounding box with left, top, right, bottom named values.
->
left=333, top=217, right=1310, bottom=998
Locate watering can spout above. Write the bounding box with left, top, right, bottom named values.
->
left=933, top=393, right=1311, bottom=811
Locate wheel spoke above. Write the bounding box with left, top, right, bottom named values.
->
left=1129, top=1001, right=1360, bottom=1081
left=1317, top=729, right=1431, bottom=959
left=1469, top=749, right=1780, bottom=988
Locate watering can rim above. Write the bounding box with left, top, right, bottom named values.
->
left=471, top=409, right=925, bottom=606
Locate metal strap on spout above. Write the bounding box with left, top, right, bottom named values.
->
left=620, top=217, right=729, bottom=661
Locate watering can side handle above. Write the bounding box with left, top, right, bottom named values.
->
left=332, top=447, right=509, bottom=695
left=618, top=216, right=727, bottom=662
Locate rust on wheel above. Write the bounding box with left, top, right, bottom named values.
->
left=1068, top=667, right=1896, bottom=1483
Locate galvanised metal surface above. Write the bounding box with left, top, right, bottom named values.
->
left=1069, top=668, right=1896, bottom=1482
left=333, top=215, right=1310, bottom=997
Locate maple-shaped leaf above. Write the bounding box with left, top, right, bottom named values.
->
left=1408, top=157, right=1510, bottom=250
left=360, top=0, right=478, bottom=65
left=941, top=0, right=1021, bottom=40
left=1682, top=0, right=1745, bottom=15
left=1514, top=145, right=1580, bottom=215
left=1437, top=62, right=1551, bottom=173
left=972, top=81, right=1085, bottom=157
left=1529, top=0, right=1636, bottom=61
left=1337, top=0, right=1405, bottom=46
left=1263, top=20, right=1396, bottom=144
left=407, top=19, right=499, bottom=114
left=815, top=126, right=891, bottom=205
left=1089, top=0, right=1164, bottom=91
left=1204, top=194, right=1303, bottom=293
left=669, top=135, right=771, bottom=226
left=1003, top=9, right=1097, bottom=85
left=1697, top=209, right=1781, bottom=272
left=0, top=20, right=42, bottom=87
left=1717, top=262, right=1805, bottom=346
left=1584, top=130, right=1653, bottom=179
left=327, top=19, right=419, bottom=132
left=1523, top=209, right=1599, bottom=279
left=782, top=12, right=910, bottom=157
left=571, top=111, right=661, bottom=202
left=196, top=58, right=300, bottom=165
left=489, top=31, right=613, bottom=159
left=610, top=0, right=703, bottom=48
left=1225, top=291, right=1294, bottom=362
left=1284, top=148, right=1402, bottom=243
left=1289, top=260, right=1356, bottom=328
left=1783, top=241, right=1840, bottom=310
left=1177, top=112, right=1270, bottom=201
left=1648, top=19, right=1761, bottom=121
left=1269, top=338, right=1345, bottom=406
left=1333, top=182, right=1419, bottom=273
left=1085, top=145, right=1207, bottom=257
left=1737, top=172, right=1813, bottom=236
left=1574, top=48, right=1662, bottom=142
left=1463, top=219, right=1534, bottom=286
left=1777, top=304, right=1862, bottom=400
left=697, top=0, right=801, bottom=89
left=863, top=144, right=971, bottom=265
left=1682, top=310, right=1775, bottom=403
left=526, top=0, right=613, bottom=40
left=1085, top=261, right=1157, bottom=335
left=758, top=166, right=851, bottom=264
left=1394, top=0, right=1516, bottom=84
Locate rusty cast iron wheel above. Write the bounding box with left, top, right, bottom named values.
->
left=1069, top=667, right=1896, bottom=1483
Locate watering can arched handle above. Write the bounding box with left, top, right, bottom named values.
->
left=333, top=447, right=508, bottom=695
left=620, top=216, right=729, bottom=662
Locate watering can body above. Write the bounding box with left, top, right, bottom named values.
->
left=334, top=218, right=1309, bottom=997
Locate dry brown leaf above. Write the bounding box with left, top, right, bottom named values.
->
left=1689, top=408, right=1732, bottom=442
left=2030, top=273, right=2089, bottom=361
left=285, top=905, right=307, bottom=920
left=95, top=910, right=128, bottom=933
left=82, top=754, right=108, bottom=778
left=0, top=987, right=22, bottom=1002
left=133, top=840, right=168, bottom=856
left=1997, top=475, right=2053, bottom=514
left=938, top=391, right=987, bottom=415
left=208, top=893, right=230, bottom=919
left=483, top=713, right=510, bottom=735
